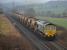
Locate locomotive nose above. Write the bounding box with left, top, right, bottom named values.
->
left=45, top=30, right=56, bottom=37
left=44, top=25, right=57, bottom=38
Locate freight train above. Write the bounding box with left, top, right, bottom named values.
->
left=15, top=13, right=57, bottom=40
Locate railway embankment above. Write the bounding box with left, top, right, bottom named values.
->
left=0, top=14, right=36, bottom=50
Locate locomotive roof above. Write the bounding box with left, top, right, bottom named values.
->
left=37, top=20, right=48, bottom=24
left=36, top=19, right=55, bottom=26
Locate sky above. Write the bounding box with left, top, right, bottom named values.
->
left=0, top=0, right=66, bottom=4
left=0, top=0, right=50, bottom=4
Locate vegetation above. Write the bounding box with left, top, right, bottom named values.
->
left=36, top=16, right=67, bottom=29
left=0, top=8, right=3, bottom=14
left=33, top=1, right=67, bottom=17
left=19, top=1, right=67, bottom=18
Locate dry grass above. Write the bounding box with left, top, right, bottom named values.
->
left=0, top=14, right=36, bottom=50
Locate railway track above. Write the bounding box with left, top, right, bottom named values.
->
left=6, top=14, right=50, bottom=50
left=5, top=13, right=67, bottom=50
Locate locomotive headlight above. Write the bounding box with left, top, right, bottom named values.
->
left=44, top=24, right=56, bottom=37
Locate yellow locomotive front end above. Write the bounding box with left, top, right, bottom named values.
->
left=43, top=24, right=57, bottom=40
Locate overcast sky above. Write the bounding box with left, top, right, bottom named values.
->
left=0, top=0, right=66, bottom=4
left=0, top=0, right=50, bottom=4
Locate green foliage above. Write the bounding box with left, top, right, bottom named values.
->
left=25, top=1, right=67, bottom=17
left=37, top=16, right=67, bottom=29
left=0, top=8, right=3, bottom=14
